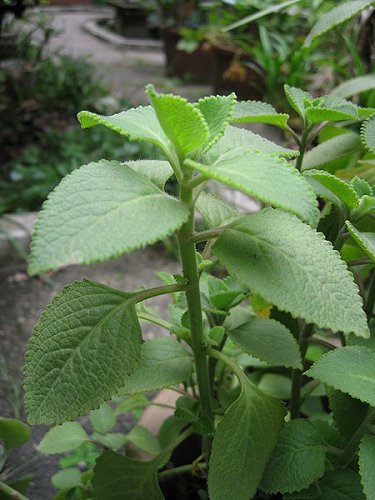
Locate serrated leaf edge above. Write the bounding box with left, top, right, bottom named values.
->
left=360, top=116, right=375, bottom=153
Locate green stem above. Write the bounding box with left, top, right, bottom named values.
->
left=290, top=323, right=313, bottom=419
left=178, top=176, right=213, bottom=459
left=337, top=408, right=374, bottom=467
left=347, top=258, right=372, bottom=267
left=208, top=348, right=245, bottom=383
left=137, top=311, right=191, bottom=341
left=159, top=462, right=206, bottom=479
left=134, top=283, right=187, bottom=303
left=191, top=228, right=225, bottom=244
left=0, top=481, right=28, bottom=500
left=295, top=126, right=310, bottom=171
left=365, top=270, right=375, bottom=319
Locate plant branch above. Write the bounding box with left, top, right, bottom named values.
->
left=191, top=228, right=225, bottom=244
left=347, top=258, right=372, bottom=267
left=134, top=283, right=188, bottom=303
left=365, top=270, right=375, bottom=319
left=159, top=462, right=207, bottom=479
left=295, top=126, right=310, bottom=171
left=337, top=408, right=375, bottom=467
left=0, top=481, right=28, bottom=500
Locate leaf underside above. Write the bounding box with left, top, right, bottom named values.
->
left=195, top=192, right=240, bottom=228
left=231, top=100, right=289, bottom=129
left=346, top=221, right=375, bottom=263
left=361, top=116, right=375, bottom=153
left=304, top=170, right=359, bottom=209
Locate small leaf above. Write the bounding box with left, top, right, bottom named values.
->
left=302, top=133, right=361, bottom=171
left=306, top=346, right=375, bottom=406
left=214, top=209, right=368, bottom=337
left=28, top=161, right=189, bottom=275
left=346, top=221, right=375, bottom=263
left=284, top=85, right=313, bottom=120
left=185, top=151, right=319, bottom=226
left=305, top=96, right=371, bottom=124
left=351, top=176, right=373, bottom=197
left=209, top=369, right=285, bottom=500
left=331, top=75, right=375, bottom=99
left=92, top=450, right=164, bottom=500
left=231, top=100, right=289, bottom=129
left=261, top=419, right=326, bottom=494
left=304, top=0, right=375, bottom=47
left=230, top=317, right=302, bottom=369
left=329, top=390, right=369, bottom=439
left=90, top=402, right=116, bottom=435
left=126, top=425, right=161, bottom=456
left=52, top=468, right=82, bottom=490
left=92, top=432, right=127, bottom=450
left=304, top=170, right=359, bottom=209
left=146, top=84, right=208, bottom=156
left=359, top=434, right=375, bottom=499
left=197, top=93, right=236, bottom=150
left=361, top=116, right=375, bottom=153
left=121, top=336, right=193, bottom=394
left=0, top=418, right=31, bottom=450
left=38, top=422, right=88, bottom=454
left=157, top=416, right=187, bottom=449
left=24, top=280, right=143, bottom=424
left=114, top=394, right=149, bottom=415
left=125, top=160, right=173, bottom=189
left=195, top=192, right=240, bottom=228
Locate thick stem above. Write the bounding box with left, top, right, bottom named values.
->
left=0, top=481, right=27, bottom=500
left=178, top=177, right=213, bottom=459
left=365, top=270, right=375, bottom=319
left=290, top=323, right=313, bottom=419
left=295, top=126, right=310, bottom=172
left=159, top=462, right=206, bottom=479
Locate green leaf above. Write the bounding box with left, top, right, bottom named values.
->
left=258, top=374, right=291, bottom=399
left=114, top=394, right=149, bottom=416
left=90, top=402, right=116, bottom=435
left=284, top=85, right=313, bottom=120
left=28, top=161, right=189, bottom=275
left=24, top=280, right=143, bottom=424
left=157, top=416, right=186, bottom=449
left=92, top=432, right=127, bottom=450
left=92, top=450, right=164, bottom=500
left=346, top=221, right=375, bottom=262
left=331, top=75, right=375, bottom=99
left=329, top=390, right=369, bottom=439
left=52, top=468, right=82, bottom=490
left=78, top=105, right=174, bottom=159
left=126, top=425, right=161, bottom=456
left=121, top=336, right=193, bottom=394
left=361, top=116, right=375, bottom=153
left=231, top=100, right=289, bottom=129
left=261, top=419, right=326, bottom=494
left=306, top=346, right=375, bottom=406
left=197, top=93, right=236, bottom=150
left=304, top=0, right=375, bottom=47
left=302, top=133, right=361, bottom=171
left=0, top=418, right=31, bottom=450
left=208, top=368, right=285, bottom=500
left=186, top=151, right=319, bottom=226
left=214, top=209, right=368, bottom=337
left=38, top=422, right=88, bottom=454
left=351, top=176, right=373, bottom=197
left=125, top=160, right=173, bottom=190
left=195, top=192, right=240, bottom=228
left=304, top=170, right=359, bottom=209
left=359, top=434, right=375, bottom=499
left=230, top=317, right=302, bottom=369
left=320, top=469, right=364, bottom=499
left=146, top=84, right=208, bottom=157
left=305, top=96, right=372, bottom=125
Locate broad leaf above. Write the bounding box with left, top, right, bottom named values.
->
left=258, top=374, right=291, bottom=399
left=331, top=75, right=375, bottom=99
left=304, top=0, right=375, bottom=47
left=90, top=402, right=116, bottom=435
left=28, top=161, right=189, bottom=275
left=146, top=84, right=208, bottom=157
left=24, top=280, right=143, bottom=424
left=126, top=425, right=161, bottom=456
left=261, top=419, right=326, bottom=494
left=346, top=221, right=375, bottom=262
left=214, top=209, right=368, bottom=337
left=361, top=116, right=375, bottom=153
left=359, top=434, right=375, bottom=499
left=121, top=336, right=193, bottom=394
left=208, top=368, right=285, bottom=500
left=195, top=192, right=240, bottom=228
left=231, top=100, right=289, bottom=129
left=92, top=451, right=164, bottom=500
left=329, top=390, right=369, bottom=439
left=304, top=170, right=359, bottom=209
left=38, top=422, right=88, bottom=454
left=125, top=160, right=173, bottom=189
left=78, top=105, right=174, bottom=159
left=284, top=85, right=313, bottom=120
left=302, top=133, right=361, bottom=171
left=0, top=418, right=31, bottom=450
left=185, top=151, right=319, bottom=226
left=306, top=346, right=375, bottom=406
left=197, top=93, right=236, bottom=150
left=229, top=317, right=302, bottom=369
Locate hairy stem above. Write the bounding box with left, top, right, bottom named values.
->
left=134, top=283, right=187, bottom=303
left=295, top=126, right=310, bottom=171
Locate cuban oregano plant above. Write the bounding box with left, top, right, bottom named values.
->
left=24, top=83, right=375, bottom=499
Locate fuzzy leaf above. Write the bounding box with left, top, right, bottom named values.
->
left=28, top=161, right=189, bottom=275
left=24, top=280, right=143, bottom=424
left=121, top=336, right=193, bottom=394
left=319, top=470, right=364, bottom=500
left=306, top=346, right=375, bottom=405
left=361, top=116, right=375, bottom=153
left=302, top=133, right=361, bottom=171
left=305, top=0, right=375, bottom=47
left=359, top=434, right=375, bottom=499
left=208, top=369, right=285, bottom=500
left=230, top=317, right=302, bottom=369
left=52, top=468, right=82, bottom=490
left=126, top=425, right=161, bottom=456
left=185, top=151, right=319, bottom=226
left=304, top=170, right=359, bottom=209
left=196, top=192, right=240, bottom=228
left=90, top=402, right=116, bottom=435
left=125, top=160, right=173, bottom=189
left=92, top=451, right=164, bottom=500
left=231, top=100, right=289, bottom=129
left=213, top=209, right=368, bottom=337
left=38, top=422, right=88, bottom=454
left=146, top=85, right=208, bottom=156
left=92, top=432, right=127, bottom=450
left=346, top=221, right=375, bottom=262
left=197, top=93, right=236, bottom=150
left=0, top=418, right=31, bottom=450
left=331, top=75, right=375, bottom=99
left=261, top=419, right=326, bottom=494
left=284, top=85, right=313, bottom=119
left=305, top=96, right=373, bottom=124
